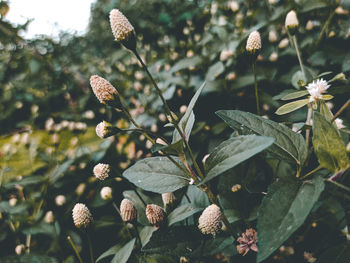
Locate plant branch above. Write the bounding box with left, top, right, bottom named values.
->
left=326, top=179, right=350, bottom=193
left=305, top=104, right=313, bottom=150
left=331, top=99, right=350, bottom=123
left=316, top=10, right=336, bottom=47
left=292, top=35, right=306, bottom=82
left=300, top=166, right=323, bottom=180
left=252, top=61, right=260, bottom=115
left=112, top=202, right=133, bottom=239
left=67, top=236, right=84, bottom=263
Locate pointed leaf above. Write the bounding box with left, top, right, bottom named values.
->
left=201, top=135, right=274, bottom=184
left=216, top=110, right=308, bottom=165
left=123, top=156, right=189, bottom=193
left=275, top=99, right=309, bottom=115
left=281, top=90, right=309, bottom=100
left=312, top=112, right=350, bottom=173
left=257, top=176, right=325, bottom=262
left=111, top=238, right=136, bottom=263
left=168, top=204, right=203, bottom=226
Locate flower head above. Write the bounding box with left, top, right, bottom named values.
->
left=335, top=118, right=345, bottom=129
left=55, top=195, right=66, bottom=206
left=306, top=78, right=330, bottom=102
left=236, top=228, right=258, bottom=256
left=93, top=163, right=111, bottom=180
left=285, top=10, right=299, bottom=34
left=198, top=204, right=222, bottom=236
left=246, top=31, right=261, bottom=56
left=72, top=203, right=93, bottom=228
left=162, top=192, right=176, bottom=207
left=90, top=75, right=119, bottom=107
left=100, top=186, right=113, bottom=200
left=96, top=120, right=119, bottom=139
left=120, top=198, right=137, bottom=222
left=146, top=204, right=166, bottom=227
left=109, top=9, right=136, bottom=50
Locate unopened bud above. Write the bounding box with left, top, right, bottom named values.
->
left=15, top=244, right=25, bottom=255
left=100, top=186, right=113, bottom=200
left=120, top=198, right=137, bottom=222
left=167, top=111, right=179, bottom=124
left=146, top=204, right=166, bottom=227
left=246, top=31, right=261, bottom=58
left=109, top=9, right=136, bottom=50
left=90, top=75, right=120, bottom=107
left=72, top=203, right=93, bottom=228
left=231, top=184, right=242, bottom=192
left=96, top=120, right=120, bottom=139
left=93, top=163, right=111, bottom=180
left=44, top=211, right=54, bottom=224
left=285, top=10, right=299, bottom=34
left=55, top=195, right=66, bottom=206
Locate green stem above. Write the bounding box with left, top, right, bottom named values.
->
left=305, top=104, right=313, bottom=150
left=112, top=202, right=133, bottom=239
left=292, top=35, right=306, bottom=82
left=300, top=166, right=323, bottom=180
left=67, top=236, right=84, bottom=263
left=86, top=232, right=94, bottom=263
left=326, top=179, right=350, bottom=193
left=134, top=189, right=147, bottom=207
left=316, top=10, right=336, bottom=47
left=252, top=61, right=260, bottom=115
left=331, top=99, right=350, bottom=123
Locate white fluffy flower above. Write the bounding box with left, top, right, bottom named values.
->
left=72, top=203, right=93, bottom=228
left=198, top=204, right=222, bottom=236
left=246, top=31, right=261, bottom=54
left=306, top=78, right=330, bottom=102
left=100, top=186, right=113, bottom=200
left=335, top=118, right=345, bottom=129
left=93, top=163, right=111, bottom=180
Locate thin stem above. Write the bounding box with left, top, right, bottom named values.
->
left=305, top=104, right=313, bottom=150
left=67, top=236, right=84, bottom=263
left=25, top=234, right=31, bottom=253
left=331, top=99, right=350, bottom=123
left=316, top=10, right=336, bottom=47
left=326, top=179, right=350, bottom=193
left=300, top=166, right=323, bottom=180
left=133, top=50, right=173, bottom=120
left=292, top=35, right=306, bottom=82
left=112, top=202, right=133, bottom=239
left=86, top=232, right=94, bottom=263
left=252, top=61, right=260, bottom=115
left=134, top=189, right=147, bottom=207
left=133, top=224, right=142, bottom=247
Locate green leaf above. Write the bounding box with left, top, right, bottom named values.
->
left=291, top=70, right=306, bottom=89
left=167, top=204, right=203, bottom=226
left=205, top=61, right=225, bottom=81
left=312, top=112, right=350, bottom=173
left=280, top=90, right=309, bottom=100
left=318, top=243, right=350, bottom=263
left=123, top=156, right=189, bottom=193
left=140, top=226, right=155, bottom=247
left=170, top=56, right=202, bottom=73
left=111, top=238, right=136, bottom=263
left=151, top=140, right=184, bottom=155
left=173, top=81, right=206, bottom=143
left=96, top=244, right=122, bottom=262
left=216, top=110, right=308, bottom=165
left=320, top=101, right=334, bottom=122
left=201, top=135, right=274, bottom=184
left=322, top=94, right=334, bottom=100
left=275, top=99, right=309, bottom=115
left=257, top=176, right=325, bottom=262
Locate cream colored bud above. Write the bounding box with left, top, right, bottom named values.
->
left=285, top=10, right=299, bottom=34
left=269, top=52, right=278, bottom=62
left=96, top=120, right=119, bottom=139
left=93, top=163, right=111, bottom=180
left=9, top=197, right=17, bottom=206
left=335, top=6, right=349, bottom=15
left=90, top=75, right=119, bottom=106
left=228, top=1, right=239, bottom=12
left=146, top=204, right=166, bottom=227
left=278, top=38, right=289, bottom=49
left=15, top=244, right=25, bottom=255
left=120, top=199, right=137, bottom=222
left=198, top=204, right=222, bottom=236
left=109, top=9, right=136, bottom=49
left=180, top=105, right=187, bottom=114
left=346, top=142, right=350, bottom=152
left=72, top=203, right=93, bottom=228
left=162, top=192, right=176, bottom=207
left=55, top=195, right=66, bottom=206
left=227, top=72, right=236, bottom=81
left=100, top=186, right=113, bottom=200
left=306, top=20, right=313, bottom=31
left=231, top=184, right=242, bottom=192
left=268, top=30, right=278, bottom=43
left=246, top=31, right=261, bottom=56
left=75, top=183, right=86, bottom=196
left=44, top=211, right=54, bottom=224
left=220, top=49, right=233, bottom=61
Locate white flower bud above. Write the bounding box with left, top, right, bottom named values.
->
left=109, top=9, right=136, bottom=50
left=9, top=197, right=17, bottom=207
left=90, top=75, right=119, bottom=106
left=15, top=244, right=25, bottom=255
left=278, top=38, right=289, bottom=49
left=55, top=195, right=66, bottom=206
left=246, top=31, right=261, bottom=56
left=285, top=10, right=299, bottom=34
left=162, top=192, right=176, bottom=207
left=269, top=52, right=278, bottom=62
left=72, top=203, right=93, bottom=228
left=100, top=186, right=113, bottom=200
left=268, top=30, right=278, bottom=43
left=93, top=163, right=111, bottom=180
left=44, top=211, right=54, bottom=224
left=120, top=198, right=137, bottom=222
left=198, top=204, right=222, bottom=236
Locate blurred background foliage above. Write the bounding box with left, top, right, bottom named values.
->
left=0, top=0, right=350, bottom=262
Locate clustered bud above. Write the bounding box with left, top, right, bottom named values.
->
left=162, top=192, right=176, bottom=207
left=120, top=198, right=137, bottom=222
left=236, top=228, right=258, bottom=256
left=246, top=31, right=261, bottom=58
left=100, top=186, right=113, bottom=200
left=93, top=163, right=111, bottom=180
left=285, top=10, right=299, bottom=34
left=109, top=9, right=136, bottom=50
left=72, top=203, right=93, bottom=228
left=198, top=204, right=222, bottom=236
left=146, top=204, right=166, bottom=227
left=96, top=120, right=119, bottom=139
left=90, top=75, right=119, bottom=107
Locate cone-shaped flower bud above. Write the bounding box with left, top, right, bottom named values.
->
left=72, top=203, right=93, bottom=228
left=100, top=186, right=113, bottom=200
left=109, top=9, right=136, bottom=50
left=90, top=75, right=120, bottom=108
left=198, top=204, right=222, bottom=236
left=162, top=192, right=176, bottom=207
left=146, top=204, right=166, bottom=227
left=96, top=120, right=120, bottom=139
left=93, top=163, right=111, bottom=180
left=246, top=31, right=261, bottom=59
left=285, top=10, right=299, bottom=35
left=120, top=198, right=137, bottom=222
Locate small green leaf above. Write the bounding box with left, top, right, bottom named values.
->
left=321, top=94, right=334, bottom=100
left=167, top=204, right=203, bottom=226
left=275, top=99, right=309, bottom=115
left=257, top=176, right=325, bottom=262
left=151, top=139, right=184, bottom=155
left=205, top=61, right=225, bottom=81
left=281, top=90, right=309, bottom=101
left=202, top=135, right=274, bottom=184
left=140, top=226, right=155, bottom=247
left=216, top=110, right=308, bottom=165
left=312, top=112, right=350, bottom=173
left=96, top=244, right=122, bottom=262
left=111, top=238, right=136, bottom=263
left=123, top=157, right=190, bottom=193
